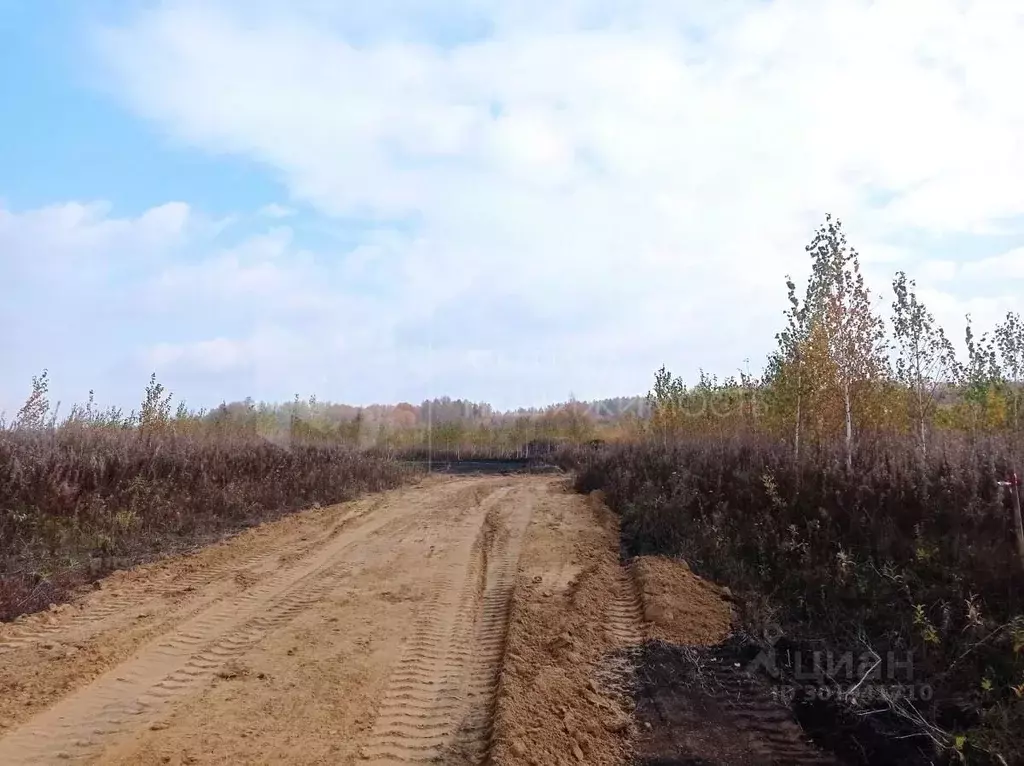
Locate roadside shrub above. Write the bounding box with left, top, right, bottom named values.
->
left=0, top=427, right=411, bottom=621
left=575, top=434, right=1024, bottom=765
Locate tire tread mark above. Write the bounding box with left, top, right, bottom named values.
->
left=0, top=492, right=427, bottom=764
left=0, top=503, right=379, bottom=655
left=606, top=559, right=644, bottom=646
left=361, top=485, right=530, bottom=765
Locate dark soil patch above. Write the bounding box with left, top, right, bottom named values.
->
left=633, top=639, right=837, bottom=766
left=399, top=458, right=563, bottom=475
left=631, top=639, right=952, bottom=766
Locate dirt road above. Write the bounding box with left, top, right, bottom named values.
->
left=0, top=475, right=643, bottom=765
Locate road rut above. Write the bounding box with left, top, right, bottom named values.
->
left=0, top=476, right=541, bottom=764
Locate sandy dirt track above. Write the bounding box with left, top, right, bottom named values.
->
left=0, top=475, right=642, bottom=765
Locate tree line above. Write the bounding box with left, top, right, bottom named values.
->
left=647, top=214, right=1023, bottom=466
left=8, top=212, right=1021, bottom=461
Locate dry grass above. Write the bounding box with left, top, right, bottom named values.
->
left=0, top=425, right=412, bottom=621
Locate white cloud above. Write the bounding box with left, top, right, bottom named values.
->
left=0, top=201, right=191, bottom=271
left=257, top=203, right=296, bottom=219
left=95, top=2, right=1024, bottom=233
left=7, top=0, right=1024, bottom=412
left=147, top=337, right=250, bottom=373
left=961, top=247, right=1024, bottom=281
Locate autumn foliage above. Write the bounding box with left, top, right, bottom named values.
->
left=576, top=215, right=1024, bottom=765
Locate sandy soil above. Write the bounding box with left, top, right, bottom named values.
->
left=632, top=554, right=733, bottom=646
left=0, top=476, right=525, bottom=764
left=0, top=476, right=645, bottom=765
left=0, top=475, right=803, bottom=766
left=490, top=483, right=642, bottom=766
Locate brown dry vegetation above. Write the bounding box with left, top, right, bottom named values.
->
left=0, top=370, right=608, bottom=625
left=572, top=436, right=1024, bottom=765
left=0, top=427, right=410, bottom=621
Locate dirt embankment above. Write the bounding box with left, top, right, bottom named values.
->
left=488, top=487, right=752, bottom=766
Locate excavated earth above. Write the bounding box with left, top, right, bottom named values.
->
left=0, top=475, right=840, bottom=765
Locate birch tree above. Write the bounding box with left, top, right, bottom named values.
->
left=646, top=365, right=685, bottom=444
left=805, top=215, right=887, bottom=470
left=15, top=369, right=50, bottom=430
left=958, top=314, right=1004, bottom=433
left=767, top=277, right=811, bottom=461
left=995, top=311, right=1024, bottom=431
left=891, top=271, right=957, bottom=457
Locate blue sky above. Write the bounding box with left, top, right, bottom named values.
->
left=0, top=1, right=283, bottom=215
left=2, top=0, right=1024, bottom=417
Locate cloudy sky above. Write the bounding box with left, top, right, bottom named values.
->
left=2, top=0, right=1023, bottom=415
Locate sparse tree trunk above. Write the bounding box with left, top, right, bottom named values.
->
left=1010, top=476, right=1024, bottom=573
left=916, top=380, right=927, bottom=461
left=843, top=379, right=853, bottom=471
left=794, top=374, right=802, bottom=464
left=915, top=348, right=927, bottom=460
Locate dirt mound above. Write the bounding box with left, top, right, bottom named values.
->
left=632, top=555, right=732, bottom=646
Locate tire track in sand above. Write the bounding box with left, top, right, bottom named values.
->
left=361, top=484, right=533, bottom=764
left=446, top=517, right=529, bottom=765
left=0, top=487, right=434, bottom=765
left=0, top=500, right=381, bottom=657
left=605, top=559, right=645, bottom=647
